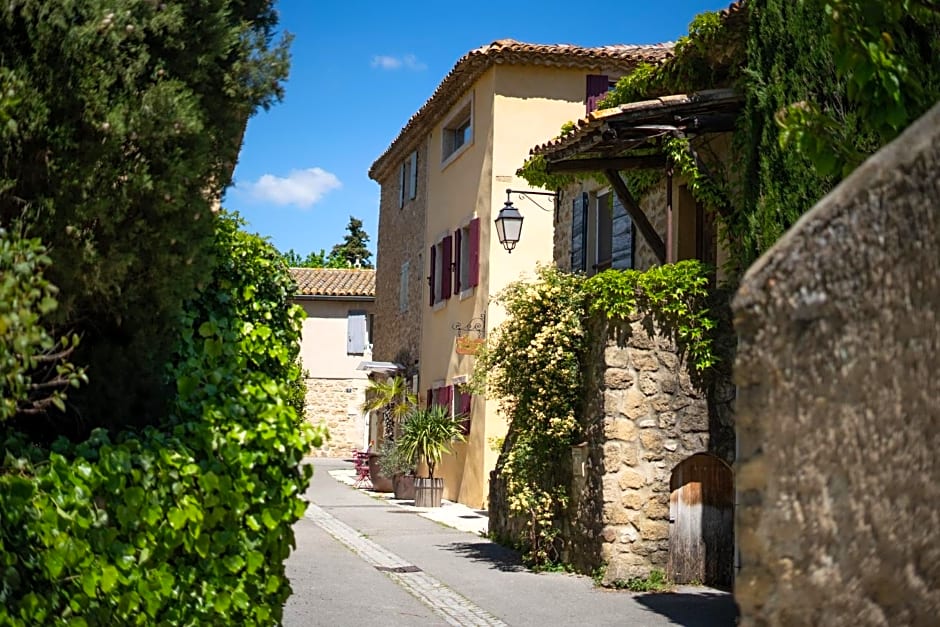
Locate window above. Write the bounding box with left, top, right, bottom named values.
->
left=442, top=99, right=472, bottom=163
left=347, top=310, right=368, bottom=355
left=399, top=150, right=418, bottom=208
left=585, top=74, right=617, bottom=114
left=399, top=261, right=409, bottom=312
left=428, top=234, right=452, bottom=306
left=576, top=189, right=634, bottom=276
left=453, top=218, right=480, bottom=295
left=427, top=384, right=472, bottom=435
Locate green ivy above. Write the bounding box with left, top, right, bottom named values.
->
left=0, top=214, right=319, bottom=625
left=477, top=261, right=716, bottom=566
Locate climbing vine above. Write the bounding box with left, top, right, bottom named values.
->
left=476, top=261, right=716, bottom=566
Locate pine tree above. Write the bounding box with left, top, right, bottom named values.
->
left=330, top=216, right=374, bottom=268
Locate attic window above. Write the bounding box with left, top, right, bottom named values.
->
left=442, top=97, right=473, bottom=164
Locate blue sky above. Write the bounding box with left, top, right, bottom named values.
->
left=224, top=0, right=732, bottom=259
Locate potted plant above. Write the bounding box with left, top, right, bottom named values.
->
left=361, top=376, right=417, bottom=492
left=397, top=404, right=466, bottom=507
left=378, top=439, right=417, bottom=500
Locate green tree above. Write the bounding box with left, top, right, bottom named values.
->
left=330, top=216, right=374, bottom=268
left=0, top=0, right=290, bottom=434
left=280, top=246, right=350, bottom=268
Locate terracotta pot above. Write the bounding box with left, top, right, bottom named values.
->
left=414, top=477, right=444, bottom=508
left=393, top=474, right=416, bottom=500
left=367, top=453, right=394, bottom=492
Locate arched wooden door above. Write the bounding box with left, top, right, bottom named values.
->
left=667, top=453, right=734, bottom=587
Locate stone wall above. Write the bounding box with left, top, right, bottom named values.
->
left=732, top=103, right=940, bottom=625
left=304, top=377, right=368, bottom=458
left=569, top=315, right=734, bottom=583
left=372, top=139, right=427, bottom=367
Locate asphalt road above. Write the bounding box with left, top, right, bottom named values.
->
left=283, top=458, right=738, bottom=626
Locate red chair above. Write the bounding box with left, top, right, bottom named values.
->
left=353, top=449, right=372, bottom=488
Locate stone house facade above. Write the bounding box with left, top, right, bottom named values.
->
left=487, top=86, right=743, bottom=585
left=290, top=268, right=375, bottom=457
left=368, top=39, right=673, bottom=509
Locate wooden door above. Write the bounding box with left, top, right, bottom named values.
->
left=667, top=453, right=734, bottom=587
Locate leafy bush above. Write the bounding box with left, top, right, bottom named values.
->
left=0, top=229, right=85, bottom=422
left=0, top=214, right=317, bottom=624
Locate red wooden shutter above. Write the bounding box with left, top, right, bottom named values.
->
left=468, top=218, right=480, bottom=287
left=428, top=244, right=436, bottom=305
left=586, top=74, right=609, bottom=114
left=442, top=385, right=454, bottom=414
left=458, top=391, right=472, bottom=435
left=453, top=228, right=462, bottom=295
left=441, top=235, right=453, bottom=299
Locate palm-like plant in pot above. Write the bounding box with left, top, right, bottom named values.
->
left=397, top=404, right=466, bottom=507
left=361, top=376, right=416, bottom=492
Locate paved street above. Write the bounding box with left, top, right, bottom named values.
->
left=284, top=458, right=737, bottom=626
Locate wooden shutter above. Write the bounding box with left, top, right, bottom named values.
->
left=468, top=218, right=480, bottom=287
left=409, top=151, right=418, bottom=200
left=571, top=195, right=584, bottom=271
left=399, top=162, right=406, bottom=208
left=428, top=244, right=436, bottom=305
left=426, top=389, right=432, bottom=409
left=441, top=235, right=453, bottom=299
left=441, top=385, right=453, bottom=413
left=586, top=74, right=609, bottom=114
left=399, top=261, right=409, bottom=312
left=347, top=310, right=367, bottom=355
left=453, top=228, right=462, bottom=295
left=611, top=194, right=635, bottom=270
left=457, top=390, right=472, bottom=435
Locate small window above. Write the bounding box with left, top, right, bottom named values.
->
left=442, top=100, right=472, bottom=162
left=399, top=261, right=409, bottom=312
left=399, top=151, right=418, bottom=208
left=428, top=235, right=452, bottom=306
left=453, top=218, right=480, bottom=295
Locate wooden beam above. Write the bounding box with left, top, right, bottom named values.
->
left=545, top=154, right=667, bottom=174
left=604, top=169, right=666, bottom=264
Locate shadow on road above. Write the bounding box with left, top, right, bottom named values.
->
left=633, top=591, right=738, bottom=626
left=437, top=541, right=527, bottom=573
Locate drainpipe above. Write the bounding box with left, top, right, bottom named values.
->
left=666, top=167, right=675, bottom=264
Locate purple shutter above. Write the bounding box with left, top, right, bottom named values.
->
left=429, top=245, right=436, bottom=305
left=468, top=218, right=480, bottom=288
left=441, top=235, right=453, bottom=299
left=453, top=228, right=462, bottom=295
left=442, top=385, right=454, bottom=414
left=586, top=74, right=609, bottom=114
left=458, top=391, right=472, bottom=435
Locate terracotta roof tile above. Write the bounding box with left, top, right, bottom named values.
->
left=290, top=268, right=375, bottom=298
left=368, top=39, right=674, bottom=181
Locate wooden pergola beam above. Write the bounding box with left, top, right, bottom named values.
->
left=604, top=169, right=666, bottom=264
left=545, top=154, right=667, bottom=173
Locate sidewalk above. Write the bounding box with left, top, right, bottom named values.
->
left=326, top=465, right=489, bottom=536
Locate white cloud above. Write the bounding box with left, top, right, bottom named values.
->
left=239, top=167, right=341, bottom=209
left=371, top=54, right=426, bottom=71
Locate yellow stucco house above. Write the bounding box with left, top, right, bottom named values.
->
left=367, top=39, right=672, bottom=509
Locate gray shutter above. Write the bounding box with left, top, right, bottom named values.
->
left=347, top=310, right=367, bottom=355
left=611, top=194, right=635, bottom=270
left=409, top=151, right=418, bottom=200
left=399, top=162, right=406, bottom=208
left=399, top=261, right=409, bottom=312
left=571, top=193, right=588, bottom=272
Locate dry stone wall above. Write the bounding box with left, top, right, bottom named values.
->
left=732, top=103, right=940, bottom=626
left=568, top=315, right=734, bottom=583
left=303, top=377, right=368, bottom=458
